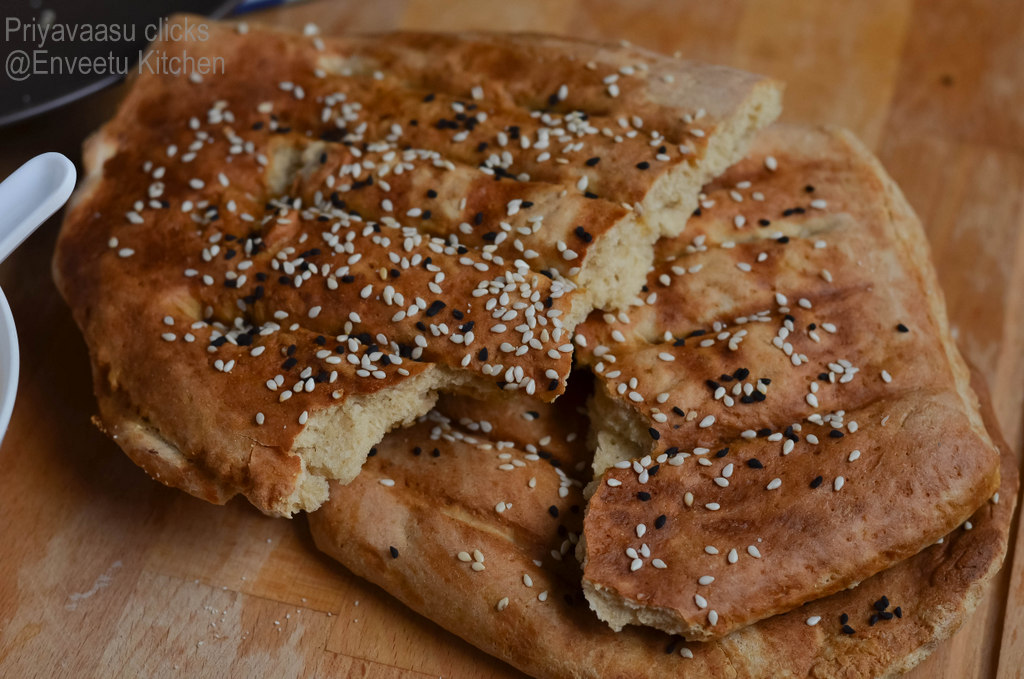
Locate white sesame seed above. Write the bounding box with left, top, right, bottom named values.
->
left=765, top=156, right=778, bottom=171
left=636, top=524, right=647, bottom=538
left=695, top=594, right=708, bottom=608
left=747, top=545, right=762, bottom=558
left=698, top=575, right=715, bottom=586
left=727, top=549, right=738, bottom=564
left=496, top=597, right=509, bottom=611
left=766, top=478, right=782, bottom=491
left=699, top=415, right=715, bottom=428
left=704, top=503, right=720, bottom=511
left=848, top=450, right=861, bottom=462
left=708, top=610, right=719, bottom=625
left=834, top=476, right=845, bottom=491
left=630, top=558, right=643, bottom=572
left=806, top=616, right=821, bottom=626
left=704, top=546, right=719, bottom=555
left=379, top=479, right=395, bottom=487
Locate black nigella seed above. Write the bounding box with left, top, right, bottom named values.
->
left=637, top=491, right=652, bottom=501
left=896, top=323, right=909, bottom=333
left=655, top=514, right=667, bottom=529
left=389, top=546, right=399, bottom=559
left=747, top=458, right=764, bottom=469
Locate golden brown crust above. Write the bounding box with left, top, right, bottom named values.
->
left=308, top=368, right=1015, bottom=679
left=575, top=124, right=1002, bottom=640
left=52, top=16, right=781, bottom=516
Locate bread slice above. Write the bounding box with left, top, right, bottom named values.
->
left=53, top=16, right=781, bottom=516
left=308, top=369, right=1015, bottom=678
left=574, top=124, right=1001, bottom=640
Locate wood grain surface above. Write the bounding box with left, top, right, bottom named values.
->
left=1, top=1, right=1023, bottom=677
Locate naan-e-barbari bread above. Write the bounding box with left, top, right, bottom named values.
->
left=55, top=16, right=781, bottom=516
left=54, top=16, right=1013, bottom=679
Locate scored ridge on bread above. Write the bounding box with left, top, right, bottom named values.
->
left=574, top=124, right=1002, bottom=641
left=53, top=16, right=781, bottom=516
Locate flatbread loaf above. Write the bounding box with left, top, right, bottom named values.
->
left=309, top=367, right=1015, bottom=679
left=575, top=124, right=1001, bottom=640
left=53, top=16, right=781, bottom=516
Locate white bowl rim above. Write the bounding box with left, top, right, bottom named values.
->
left=0, top=287, right=19, bottom=445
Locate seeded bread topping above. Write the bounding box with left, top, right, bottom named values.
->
left=53, top=16, right=781, bottom=516
left=575, top=124, right=1001, bottom=641
left=309, top=364, right=1015, bottom=679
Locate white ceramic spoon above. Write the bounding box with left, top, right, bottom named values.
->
left=0, top=152, right=77, bottom=445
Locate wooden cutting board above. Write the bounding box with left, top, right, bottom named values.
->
left=2, top=1, right=1023, bottom=677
